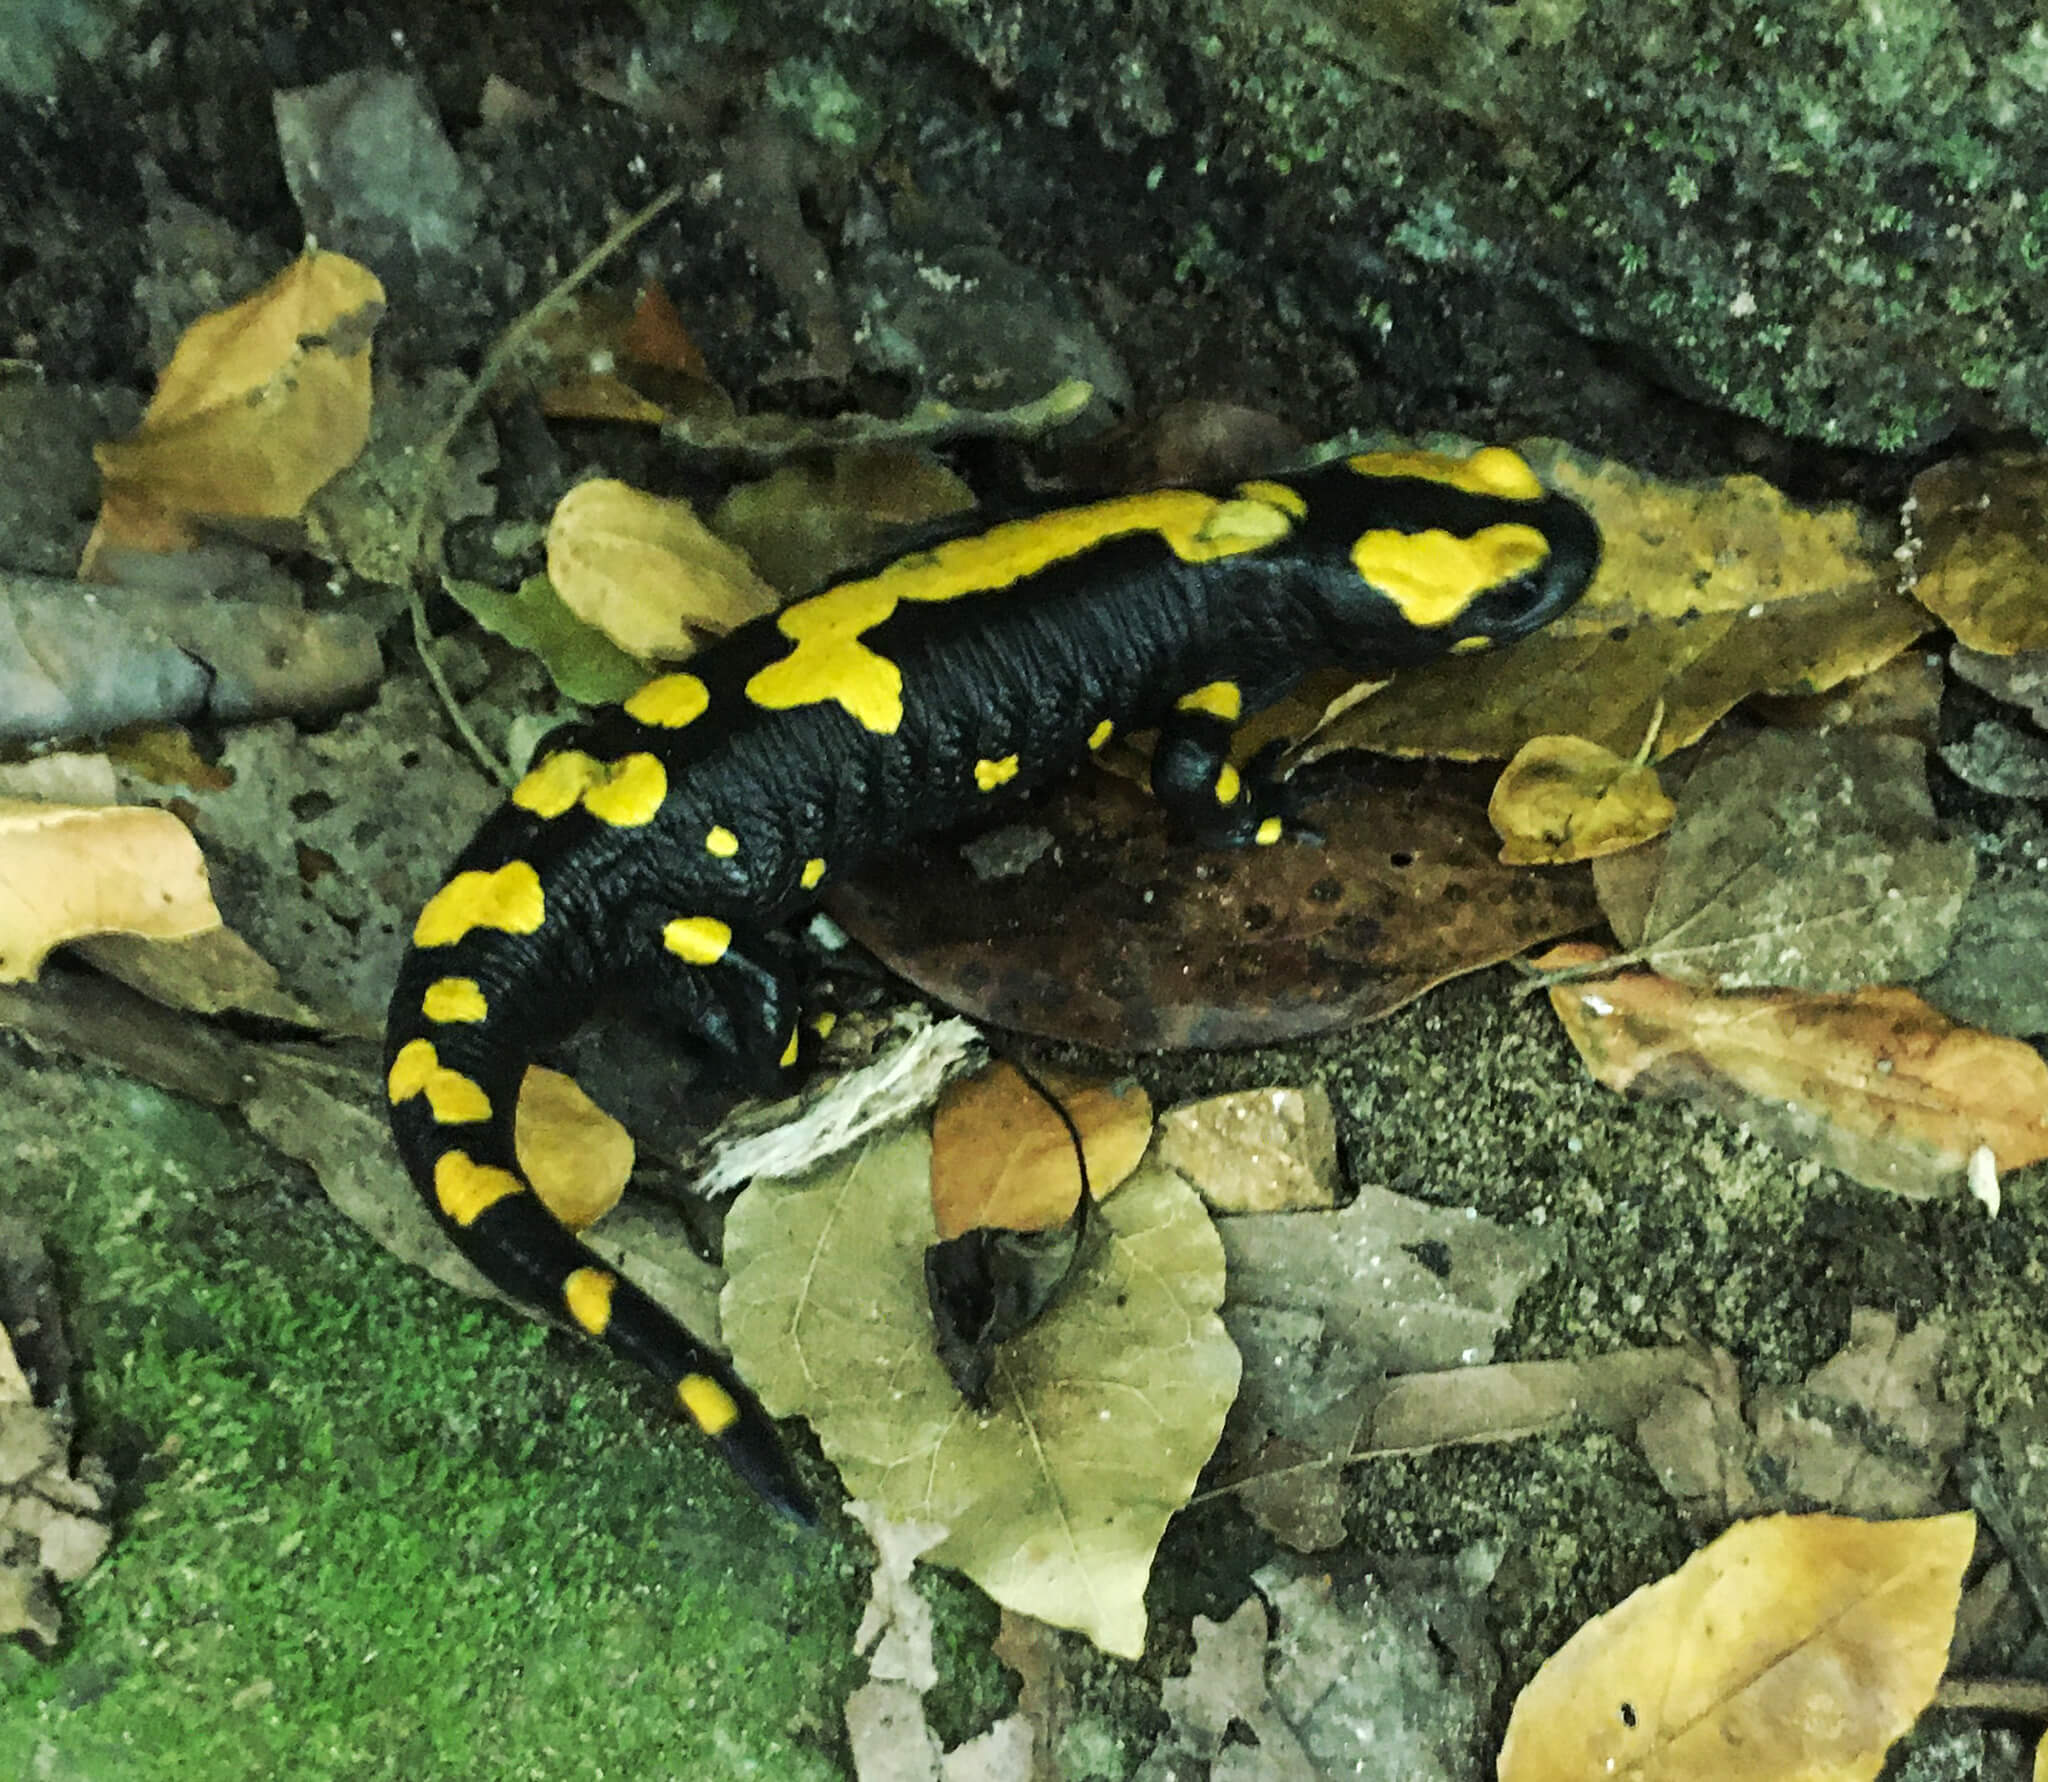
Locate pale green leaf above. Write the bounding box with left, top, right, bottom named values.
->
left=721, top=1127, right=1240, bottom=1658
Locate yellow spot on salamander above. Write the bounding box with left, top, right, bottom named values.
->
left=705, top=825, right=739, bottom=858
left=800, top=857, right=826, bottom=889
left=1215, top=764, right=1242, bottom=806
left=809, top=1011, right=837, bottom=1041
left=563, top=1267, right=616, bottom=1335
left=513, top=750, right=602, bottom=819
left=433, top=1150, right=524, bottom=1225
left=387, top=1039, right=494, bottom=1124
left=975, top=755, right=1019, bottom=791
left=421, top=977, right=488, bottom=1023
left=678, top=1373, right=740, bottom=1436
left=1351, top=524, right=1550, bottom=627
left=1255, top=815, right=1286, bottom=845
left=580, top=753, right=667, bottom=827
left=1176, top=681, right=1242, bottom=722
left=1346, top=446, right=1544, bottom=501
left=1236, top=478, right=1308, bottom=518
left=663, top=915, right=732, bottom=965
left=1088, top=719, right=1114, bottom=749
left=745, top=489, right=1298, bottom=734
left=624, top=673, right=711, bottom=728
left=778, top=1027, right=800, bottom=1069
left=414, top=861, right=544, bottom=948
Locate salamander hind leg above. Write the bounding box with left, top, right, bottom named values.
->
left=635, top=912, right=811, bottom=1096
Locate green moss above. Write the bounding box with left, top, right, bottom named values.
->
left=1, top=1058, right=869, bottom=1781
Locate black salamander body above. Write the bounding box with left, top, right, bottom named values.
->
left=384, top=446, right=1602, bottom=1518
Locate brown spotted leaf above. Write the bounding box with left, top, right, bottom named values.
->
left=1498, top=1512, right=1973, bottom=1782
left=1542, top=944, right=2048, bottom=1197
left=830, top=759, right=1599, bottom=1051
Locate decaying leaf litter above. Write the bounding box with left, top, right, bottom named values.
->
left=4, top=59, right=2048, bottom=1782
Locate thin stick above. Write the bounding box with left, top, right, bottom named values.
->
left=402, top=184, right=686, bottom=783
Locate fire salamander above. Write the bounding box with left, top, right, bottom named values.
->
left=384, top=445, right=1601, bottom=1521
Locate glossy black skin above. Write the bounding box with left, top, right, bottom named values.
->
left=385, top=461, right=1601, bottom=1520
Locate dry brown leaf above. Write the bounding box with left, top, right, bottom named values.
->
left=535, top=284, right=727, bottom=426
left=71, top=925, right=331, bottom=1028
left=711, top=448, right=977, bottom=599
left=545, top=478, right=780, bottom=659
left=1541, top=943, right=2048, bottom=1197
left=1154, top=1085, right=1340, bottom=1213
left=0, top=800, right=220, bottom=982
left=515, top=1065, right=635, bottom=1231
left=1489, top=733, right=1675, bottom=864
left=1907, top=451, right=2048, bottom=655
left=1314, top=446, right=1927, bottom=763
left=929, top=1061, right=1152, bottom=1238
left=1499, top=1511, right=1974, bottom=1781
left=87, top=250, right=383, bottom=563
left=1752, top=1308, right=1963, bottom=1519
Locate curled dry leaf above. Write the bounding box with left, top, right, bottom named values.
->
left=0, top=800, right=220, bottom=982
left=1488, top=733, right=1675, bottom=865
left=929, top=1061, right=1152, bottom=1238
left=1542, top=943, right=2048, bottom=1197
left=1907, top=451, right=2048, bottom=655
left=1498, top=1511, right=1975, bottom=1782
left=722, top=1129, right=1239, bottom=1658
left=515, top=1065, right=635, bottom=1231
left=88, top=250, right=383, bottom=563
left=546, top=478, right=780, bottom=659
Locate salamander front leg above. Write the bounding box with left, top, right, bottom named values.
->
left=1150, top=679, right=1321, bottom=849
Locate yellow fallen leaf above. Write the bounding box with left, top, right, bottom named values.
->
left=1908, top=451, right=2048, bottom=655
left=930, top=1061, right=1152, bottom=1238
left=1541, top=943, right=2048, bottom=1197
left=0, top=800, right=220, bottom=982
left=515, top=1066, right=634, bottom=1231
left=88, top=251, right=383, bottom=562
left=546, top=478, right=780, bottom=659
left=1489, top=733, right=1675, bottom=864
left=1500, top=1511, right=1973, bottom=1782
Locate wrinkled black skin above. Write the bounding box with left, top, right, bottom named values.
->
left=385, top=464, right=1601, bottom=1521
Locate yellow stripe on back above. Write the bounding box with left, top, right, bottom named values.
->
left=1346, top=445, right=1543, bottom=500
left=745, top=488, right=1300, bottom=734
